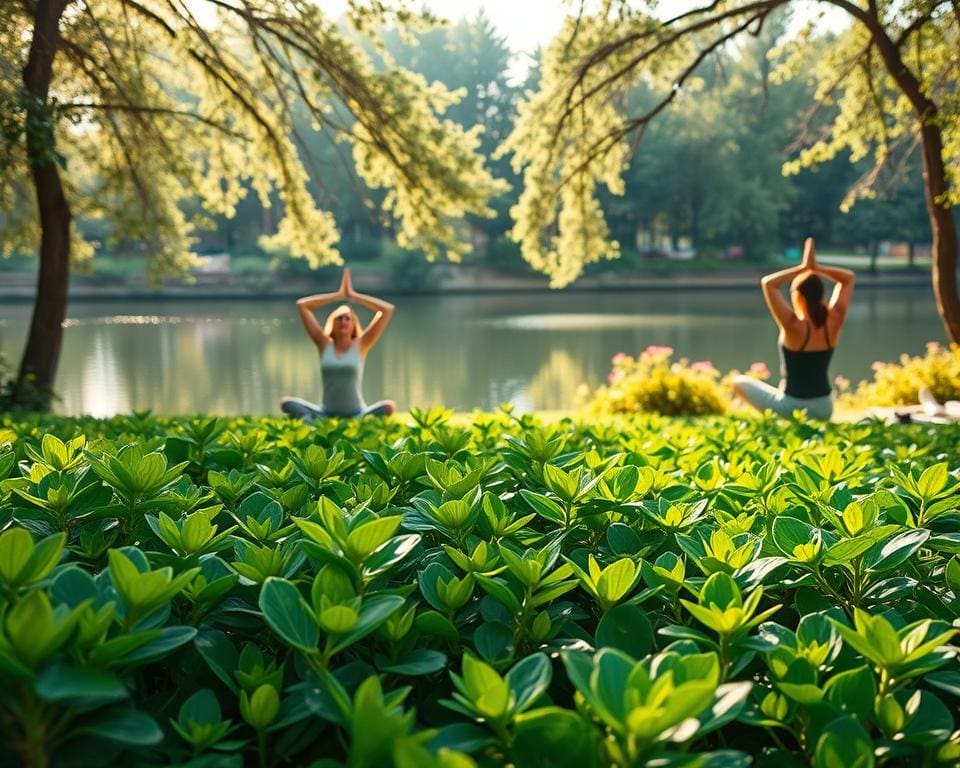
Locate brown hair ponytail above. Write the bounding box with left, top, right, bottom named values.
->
left=796, top=273, right=827, bottom=327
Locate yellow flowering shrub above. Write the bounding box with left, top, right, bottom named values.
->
left=583, top=346, right=728, bottom=416
left=841, top=342, right=960, bottom=407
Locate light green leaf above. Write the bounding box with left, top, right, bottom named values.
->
left=595, top=558, right=638, bottom=605
left=344, top=515, right=403, bottom=560
left=0, top=528, right=34, bottom=584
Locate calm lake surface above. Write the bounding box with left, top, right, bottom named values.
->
left=0, top=288, right=945, bottom=416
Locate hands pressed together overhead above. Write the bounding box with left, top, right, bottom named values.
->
left=339, top=267, right=355, bottom=301
left=801, top=237, right=817, bottom=271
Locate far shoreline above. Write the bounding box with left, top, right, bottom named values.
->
left=0, top=266, right=934, bottom=303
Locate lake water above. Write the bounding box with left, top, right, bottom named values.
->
left=0, top=288, right=945, bottom=416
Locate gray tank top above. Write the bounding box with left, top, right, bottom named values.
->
left=320, top=342, right=365, bottom=415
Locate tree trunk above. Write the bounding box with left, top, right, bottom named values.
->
left=863, top=17, right=960, bottom=341
left=917, top=122, right=960, bottom=342
left=14, top=0, right=72, bottom=410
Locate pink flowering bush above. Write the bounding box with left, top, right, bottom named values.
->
left=586, top=342, right=960, bottom=415
left=841, top=342, right=960, bottom=406
left=585, top=346, right=727, bottom=416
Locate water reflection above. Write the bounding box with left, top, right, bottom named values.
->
left=0, top=288, right=945, bottom=416
left=524, top=349, right=592, bottom=411
left=75, top=333, right=128, bottom=417
left=480, top=313, right=743, bottom=330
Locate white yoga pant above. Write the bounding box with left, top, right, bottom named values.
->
left=733, top=376, right=833, bottom=420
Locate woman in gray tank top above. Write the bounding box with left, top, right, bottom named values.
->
left=280, top=269, right=395, bottom=421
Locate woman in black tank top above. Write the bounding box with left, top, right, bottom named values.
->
left=732, top=238, right=855, bottom=420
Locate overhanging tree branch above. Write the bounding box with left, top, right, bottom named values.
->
left=57, top=101, right=247, bottom=137
left=786, top=39, right=872, bottom=154
left=549, top=0, right=787, bottom=165
left=557, top=8, right=774, bottom=191
left=896, top=4, right=943, bottom=47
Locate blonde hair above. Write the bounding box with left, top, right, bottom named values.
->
left=324, top=304, right=362, bottom=339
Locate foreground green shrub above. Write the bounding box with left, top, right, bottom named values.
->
left=584, top=346, right=729, bottom=415
left=0, top=352, right=53, bottom=413
left=0, top=409, right=958, bottom=767
left=842, top=342, right=960, bottom=407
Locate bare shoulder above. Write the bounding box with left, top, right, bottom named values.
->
left=780, top=315, right=807, bottom=346
left=827, top=306, right=848, bottom=337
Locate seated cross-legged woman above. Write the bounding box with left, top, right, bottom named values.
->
left=732, top=238, right=854, bottom=421
left=280, top=268, right=395, bottom=422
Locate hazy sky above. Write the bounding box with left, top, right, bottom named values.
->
left=312, top=1, right=850, bottom=66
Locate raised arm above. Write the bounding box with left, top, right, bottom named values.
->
left=818, top=265, right=855, bottom=319
left=295, top=271, right=348, bottom=349
left=760, top=256, right=807, bottom=334
left=343, top=269, right=395, bottom=355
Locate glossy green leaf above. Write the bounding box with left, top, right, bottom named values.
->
left=35, top=663, right=128, bottom=702
left=824, top=666, right=876, bottom=718
left=595, top=558, right=638, bottom=604
left=474, top=620, right=514, bottom=662
left=364, top=534, right=420, bottom=578
left=591, top=648, right=634, bottom=725
left=344, top=515, right=403, bottom=560
left=0, top=527, right=34, bottom=584
left=505, top=653, right=551, bottom=714
left=607, top=523, right=643, bottom=556
left=76, top=708, right=164, bottom=745
left=771, top=516, right=817, bottom=559
left=381, top=649, right=447, bottom=676
left=475, top=575, right=523, bottom=614
left=259, top=577, right=319, bottom=652
left=331, top=594, right=404, bottom=653
left=178, top=688, right=223, bottom=726
left=815, top=716, right=875, bottom=768
left=512, top=707, right=598, bottom=768
left=916, top=463, right=949, bottom=500
left=116, top=625, right=198, bottom=664
left=519, top=490, right=566, bottom=524
left=863, top=529, right=930, bottom=572
left=700, top=571, right=741, bottom=609
left=415, top=610, right=460, bottom=643
left=596, top=603, right=653, bottom=658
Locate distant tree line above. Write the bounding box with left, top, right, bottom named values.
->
left=148, top=9, right=932, bottom=274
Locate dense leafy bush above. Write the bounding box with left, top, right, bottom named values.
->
left=0, top=409, right=959, bottom=767
left=584, top=346, right=729, bottom=416
left=841, top=342, right=960, bottom=407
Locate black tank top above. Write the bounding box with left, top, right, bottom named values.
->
left=780, top=322, right=833, bottom=398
